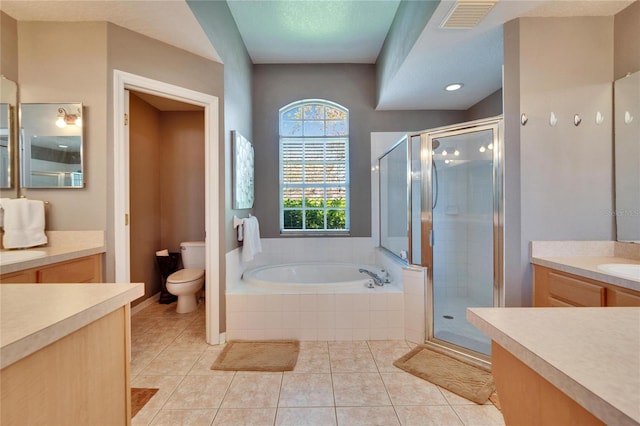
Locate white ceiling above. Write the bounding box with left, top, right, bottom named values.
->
left=1, top=0, right=634, bottom=110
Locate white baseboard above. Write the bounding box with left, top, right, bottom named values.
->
left=131, top=292, right=160, bottom=315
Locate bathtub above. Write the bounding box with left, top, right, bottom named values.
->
left=227, top=258, right=405, bottom=341
left=242, top=262, right=390, bottom=292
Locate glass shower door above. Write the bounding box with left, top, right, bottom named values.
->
left=427, top=122, right=500, bottom=357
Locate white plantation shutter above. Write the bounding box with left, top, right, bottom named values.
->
left=279, top=100, right=349, bottom=232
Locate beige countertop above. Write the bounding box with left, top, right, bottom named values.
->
left=530, top=241, right=640, bottom=292
left=0, top=230, right=105, bottom=274
left=0, top=283, right=144, bottom=369
left=468, top=307, right=640, bottom=426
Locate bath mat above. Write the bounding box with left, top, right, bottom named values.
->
left=131, top=387, right=158, bottom=418
left=211, top=340, right=299, bottom=372
left=393, top=346, right=495, bottom=404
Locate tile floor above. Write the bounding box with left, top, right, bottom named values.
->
left=131, top=302, right=505, bottom=426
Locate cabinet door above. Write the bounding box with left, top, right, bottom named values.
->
left=607, top=288, right=640, bottom=307
left=38, top=255, right=102, bottom=283
left=0, top=269, right=38, bottom=283
left=548, top=272, right=605, bottom=307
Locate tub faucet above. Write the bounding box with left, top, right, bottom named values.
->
left=359, top=268, right=384, bottom=286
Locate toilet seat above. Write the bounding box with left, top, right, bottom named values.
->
left=167, top=268, right=204, bottom=284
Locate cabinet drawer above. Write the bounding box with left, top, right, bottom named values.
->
left=548, top=272, right=604, bottom=307
left=1, top=269, right=38, bottom=283
left=607, top=288, right=640, bottom=307
left=38, top=256, right=101, bottom=283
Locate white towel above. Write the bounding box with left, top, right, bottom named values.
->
left=241, top=216, right=262, bottom=262
left=2, top=198, right=48, bottom=249
left=0, top=198, right=11, bottom=227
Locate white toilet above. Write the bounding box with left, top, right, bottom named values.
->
left=166, top=241, right=205, bottom=313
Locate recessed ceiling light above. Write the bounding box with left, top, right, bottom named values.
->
left=445, top=83, right=463, bottom=91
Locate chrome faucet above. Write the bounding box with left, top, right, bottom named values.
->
left=359, top=268, right=385, bottom=286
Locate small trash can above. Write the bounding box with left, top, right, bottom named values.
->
left=155, top=252, right=181, bottom=304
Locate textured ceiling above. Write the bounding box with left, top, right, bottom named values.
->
left=226, top=0, right=401, bottom=63
left=0, top=0, right=221, bottom=62
left=1, top=0, right=635, bottom=110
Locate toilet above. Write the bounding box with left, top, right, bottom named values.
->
left=166, top=241, right=205, bottom=313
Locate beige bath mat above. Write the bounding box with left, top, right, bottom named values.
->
left=211, top=340, right=299, bottom=372
left=393, top=345, right=495, bottom=404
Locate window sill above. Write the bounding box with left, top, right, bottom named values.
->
left=279, top=230, right=351, bottom=237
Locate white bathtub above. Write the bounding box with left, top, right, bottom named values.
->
left=242, top=262, right=390, bottom=292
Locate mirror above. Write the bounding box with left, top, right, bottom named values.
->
left=0, top=77, right=17, bottom=189
left=614, top=70, right=640, bottom=243
left=20, top=103, right=84, bottom=188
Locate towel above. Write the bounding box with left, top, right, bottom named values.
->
left=241, top=215, right=262, bottom=262
left=2, top=198, right=48, bottom=249
left=0, top=198, right=11, bottom=227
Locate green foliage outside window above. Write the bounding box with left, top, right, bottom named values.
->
left=283, top=197, right=346, bottom=230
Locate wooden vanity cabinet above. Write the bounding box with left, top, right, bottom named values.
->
left=0, top=254, right=103, bottom=284
left=533, top=265, right=640, bottom=307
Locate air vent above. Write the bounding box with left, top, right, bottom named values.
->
left=440, top=0, right=498, bottom=29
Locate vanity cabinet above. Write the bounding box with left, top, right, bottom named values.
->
left=0, top=254, right=102, bottom=284
left=533, top=265, right=640, bottom=307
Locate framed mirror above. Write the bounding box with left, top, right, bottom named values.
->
left=19, top=103, right=84, bottom=188
left=0, top=77, right=17, bottom=189
left=614, top=70, right=640, bottom=243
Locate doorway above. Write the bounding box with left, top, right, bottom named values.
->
left=113, top=70, right=221, bottom=344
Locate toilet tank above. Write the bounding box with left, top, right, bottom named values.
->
left=180, top=241, right=206, bottom=269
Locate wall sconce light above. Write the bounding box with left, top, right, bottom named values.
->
left=56, top=107, right=82, bottom=128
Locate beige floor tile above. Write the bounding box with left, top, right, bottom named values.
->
left=212, top=408, right=276, bottom=425
left=380, top=372, right=448, bottom=406
left=438, top=387, right=482, bottom=405
left=165, top=329, right=210, bottom=352
left=451, top=405, right=505, bottom=426
left=139, top=348, right=203, bottom=376
left=300, top=341, right=329, bottom=352
left=163, top=375, right=233, bottom=409
left=131, top=346, right=166, bottom=377
left=149, top=409, right=217, bottom=425
left=328, top=341, right=369, bottom=350
left=367, top=340, right=411, bottom=351
left=329, top=348, right=378, bottom=373
left=293, top=351, right=331, bottom=373
left=275, top=407, right=337, bottom=426
left=394, top=405, right=463, bottom=426
left=279, top=373, right=334, bottom=407
left=130, top=375, right=184, bottom=424
left=188, top=348, right=236, bottom=376
left=332, top=373, right=391, bottom=407
left=370, top=346, right=414, bottom=373
left=336, top=406, right=400, bottom=426
left=221, top=373, right=283, bottom=408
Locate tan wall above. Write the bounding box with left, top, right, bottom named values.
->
left=17, top=22, right=109, bottom=237
left=159, top=111, right=205, bottom=251
left=614, top=0, right=640, bottom=79
left=129, top=93, right=162, bottom=302
left=1, top=11, right=18, bottom=82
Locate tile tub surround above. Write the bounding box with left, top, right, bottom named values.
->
left=468, top=307, right=640, bottom=426
left=0, top=283, right=144, bottom=369
left=530, top=241, right=640, bottom=291
left=0, top=230, right=105, bottom=274
left=226, top=239, right=428, bottom=342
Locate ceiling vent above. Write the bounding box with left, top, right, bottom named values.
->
left=440, top=0, right=498, bottom=29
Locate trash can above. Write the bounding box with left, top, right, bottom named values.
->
left=155, top=252, right=181, bottom=304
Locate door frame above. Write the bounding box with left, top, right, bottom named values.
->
left=113, top=70, right=221, bottom=344
left=419, top=116, right=504, bottom=366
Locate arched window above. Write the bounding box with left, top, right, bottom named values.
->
left=279, top=99, right=349, bottom=232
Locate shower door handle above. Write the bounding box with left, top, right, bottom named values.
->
left=429, top=229, right=434, bottom=247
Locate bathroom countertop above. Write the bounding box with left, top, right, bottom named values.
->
left=531, top=256, right=640, bottom=291
left=0, top=230, right=105, bottom=274
left=530, top=241, right=640, bottom=292
left=468, top=307, right=640, bottom=426
left=0, top=283, right=143, bottom=369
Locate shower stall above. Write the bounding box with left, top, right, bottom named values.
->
left=379, top=117, right=503, bottom=363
